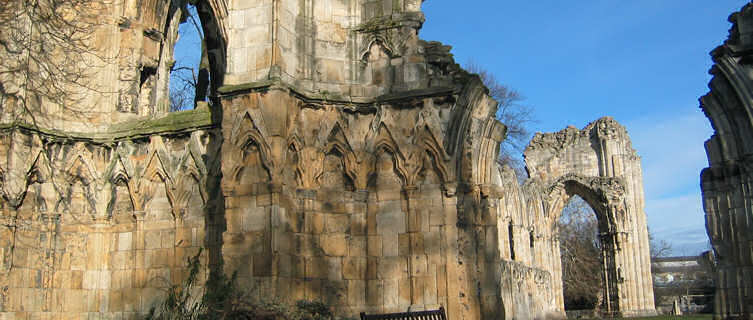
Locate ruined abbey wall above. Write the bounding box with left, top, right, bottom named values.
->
left=0, top=0, right=657, bottom=319
left=701, top=4, right=753, bottom=319
left=487, top=118, right=656, bottom=318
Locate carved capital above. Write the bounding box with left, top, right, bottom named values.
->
left=296, top=147, right=324, bottom=190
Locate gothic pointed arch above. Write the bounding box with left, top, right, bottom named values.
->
left=63, top=151, right=98, bottom=187
left=369, top=123, right=408, bottom=187
left=323, top=122, right=360, bottom=190
left=229, top=110, right=275, bottom=180
left=415, top=123, right=452, bottom=186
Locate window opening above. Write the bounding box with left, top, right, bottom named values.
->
left=509, top=223, right=515, bottom=261
left=169, top=3, right=209, bottom=111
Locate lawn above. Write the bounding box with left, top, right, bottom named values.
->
left=612, top=315, right=712, bottom=320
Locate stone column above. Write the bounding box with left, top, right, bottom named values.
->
left=441, top=184, right=461, bottom=319
left=403, top=185, right=421, bottom=310
left=41, top=212, right=60, bottom=312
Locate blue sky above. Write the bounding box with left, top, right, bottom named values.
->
left=419, top=1, right=750, bottom=255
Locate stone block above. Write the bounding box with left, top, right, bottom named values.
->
left=144, top=231, right=161, bottom=250
left=351, top=213, right=367, bottom=236
left=411, top=255, right=428, bottom=276
left=398, top=234, right=410, bottom=256
left=71, top=271, right=84, bottom=289
left=253, top=253, right=273, bottom=277
left=383, top=279, right=398, bottom=308
left=111, top=270, right=132, bottom=289
left=410, top=233, right=425, bottom=254
left=117, top=232, right=132, bottom=251
left=377, top=257, right=406, bottom=280
left=322, top=280, right=347, bottom=306
left=367, top=236, right=382, bottom=256
left=291, top=278, right=306, bottom=301
left=366, top=279, right=384, bottom=306
left=243, top=207, right=268, bottom=232
left=305, top=279, right=322, bottom=300
left=326, top=214, right=350, bottom=233
left=382, top=233, right=398, bottom=257
left=367, top=257, right=378, bottom=280
left=342, top=257, right=366, bottom=280
left=291, top=255, right=305, bottom=278
left=321, top=234, right=347, bottom=256
left=348, top=236, right=366, bottom=257
left=305, top=257, right=328, bottom=279
left=305, top=212, right=325, bottom=234
left=398, top=277, right=412, bottom=307
left=326, top=257, right=343, bottom=280
left=376, top=208, right=405, bottom=235
left=348, top=280, right=366, bottom=307
left=424, top=274, right=438, bottom=305
left=160, top=230, right=175, bottom=248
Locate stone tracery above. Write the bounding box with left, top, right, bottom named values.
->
left=0, top=0, right=657, bottom=319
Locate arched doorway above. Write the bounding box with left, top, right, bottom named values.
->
left=544, top=174, right=650, bottom=317
left=557, top=195, right=604, bottom=312
left=522, top=117, right=656, bottom=317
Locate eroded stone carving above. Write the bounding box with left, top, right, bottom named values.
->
left=0, top=1, right=656, bottom=319
left=504, top=117, right=657, bottom=318
left=700, top=4, right=753, bottom=319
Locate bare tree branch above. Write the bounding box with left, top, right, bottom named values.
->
left=465, top=61, right=536, bottom=181
left=0, top=0, right=113, bottom=126
left=557, top=196, right=603, bottom=310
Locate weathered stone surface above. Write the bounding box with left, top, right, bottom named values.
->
left=0, top=1, right=657, bottom=319
left=700, top=4, right=753, bottom=319
left=517, top=118, right=656, bottom=318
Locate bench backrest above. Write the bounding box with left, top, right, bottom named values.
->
left=360, top=307, right=446, bottom=320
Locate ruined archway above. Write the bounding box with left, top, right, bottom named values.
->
left=523, top=117, right=656, bottom=317
left=545, top=175, right=627, bottom=315
left=116, top=0, right=227, bottom=115
left=699, top=4, right=753, bottom=318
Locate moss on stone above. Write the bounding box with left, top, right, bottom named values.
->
left=217, top=79, right=275, bottom=95
left=354, top=16, right=401, bottom=33
left=0, top=108, right=214, bottom=143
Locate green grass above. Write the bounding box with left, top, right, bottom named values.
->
left=613, top=315, right=712, bottom=320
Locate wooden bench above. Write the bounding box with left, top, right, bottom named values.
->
left=360, top=307, right=447, bottom=320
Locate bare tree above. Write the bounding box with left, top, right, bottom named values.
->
left=465, top=62, right=535, bottom=179
left=169, top=2, right=209, bottom=112
left=648, top=227, right=672, bottom=260
left=557, top=196, right=603, bottom=310
left=0, top=0, right=107, bottom=123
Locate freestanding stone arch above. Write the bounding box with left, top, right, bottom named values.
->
left=522, top=117, right=657, bottom=317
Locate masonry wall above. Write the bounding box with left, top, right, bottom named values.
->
left=700, top=4, right=753, bottom=319
left=495, top=117, right=657, bottom=318
left=0, top=113, right=219, bottom=318
left=0, top=0, right=658, bottom=319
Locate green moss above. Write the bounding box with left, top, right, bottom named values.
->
left=354, top=16, right=401, bottom=33
left=217, top=79, right=275, bottom=94
left=0, top=107, right=214, bottom=143
left=108, top=107, right=213, bottom=138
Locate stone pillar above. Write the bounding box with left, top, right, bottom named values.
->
left=441, top=185, right=461, bottom=319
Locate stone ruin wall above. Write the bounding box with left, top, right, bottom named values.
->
left=0, top=0, right=658, bottom=319
left=0, top=111, right=219, bottom=317
left=492, top=118, right=656, bottom=318
left=701, top=3, right=753, bottom=319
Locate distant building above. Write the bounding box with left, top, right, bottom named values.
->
left=652, top=253, right=715, bottom=314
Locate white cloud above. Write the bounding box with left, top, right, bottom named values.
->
left=626, top=110, right=713, bottom=257
left=626, top=110, right=713, bottom=198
